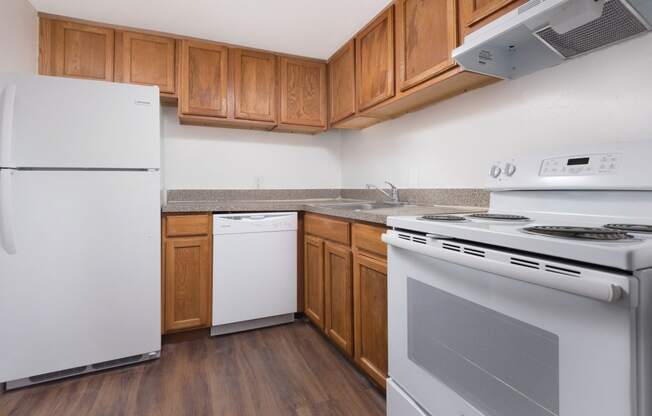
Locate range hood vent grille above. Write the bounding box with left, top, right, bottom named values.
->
left=536, top=0, right=649, bottom=58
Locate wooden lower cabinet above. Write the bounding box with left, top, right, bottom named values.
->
left=324, top=242, right=354, bottom=357
left=304, top=235, right=325, bottom=329
left=353, top=252, right=388, bottom=389
left=162, top=214, right=213, bottom=334
left=304, top=213, right=387, bottom=389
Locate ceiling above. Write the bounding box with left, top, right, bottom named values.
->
left=28, top=0, right=391, bottom=59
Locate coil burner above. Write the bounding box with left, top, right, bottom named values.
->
left=523, top=226, right=634, bottom=241
left=419, top=215, right=467, bottom=222
left=468, top=213, right=531, bottom=221
left=604, top=224, right=652, bottom=234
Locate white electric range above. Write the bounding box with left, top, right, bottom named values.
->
left=383, top=141, right=652, bottom=416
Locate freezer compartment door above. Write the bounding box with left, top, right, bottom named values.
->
left=0, top=73, right=159, bottom=169
left=0, top=170, right=161, bottom=382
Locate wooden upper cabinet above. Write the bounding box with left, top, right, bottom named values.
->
left=115, top=31, right=176, bottom=94
left=356, top=6, right=395, bottom=112
left=396, top=0, right=457, bottom=92
left=328, top=40, right=356, bottom=125
left=180, top=40, right=228, bottom=118
left=46, top=19, right=115, bottom=81
left=460, top=0, right=527, bottom=35
left=232, top=49, right=277, bottom=122
left=279, top=57, right=327, bottom=128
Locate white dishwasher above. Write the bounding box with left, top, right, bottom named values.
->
left=211, top=212, right=297, bottom=336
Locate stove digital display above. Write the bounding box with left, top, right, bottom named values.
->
left=567, top=157, right=590, bottom=166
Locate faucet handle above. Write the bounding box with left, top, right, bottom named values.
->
left=384, top=181, right=400, bottom=203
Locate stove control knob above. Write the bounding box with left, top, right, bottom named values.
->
left=489, top=165, right=502, bottom=178
left=504, top=162, right=516, bottom=177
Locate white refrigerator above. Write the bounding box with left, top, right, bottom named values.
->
left=0, top=74, right=161, bottom=389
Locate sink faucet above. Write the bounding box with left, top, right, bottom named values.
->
left=366, top=181, right=400, bottom=204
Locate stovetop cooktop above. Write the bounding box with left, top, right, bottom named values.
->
left=394, top=212, right=652, bottom=271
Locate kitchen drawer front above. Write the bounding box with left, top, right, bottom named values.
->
left=353, top=223, right=387, bottom=258
left=165, top=214, right=212, bottom=237
left=305, top=213, right=350, bottom=245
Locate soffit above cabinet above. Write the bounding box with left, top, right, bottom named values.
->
left=28, top=0, right=392, bottom=59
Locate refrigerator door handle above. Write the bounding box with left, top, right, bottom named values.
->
left=0, top=84, right=16, bottom=168
left=0, top=169, right=17, bottom=254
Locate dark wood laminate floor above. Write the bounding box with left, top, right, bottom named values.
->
left=0, top=321, right=385, bottom=416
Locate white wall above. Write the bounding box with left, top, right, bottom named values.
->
left=340, top=32, right=652, bottom=189
left=1, top=0, right=37, bottom=73
left=162, top=106, right=342, bottom=189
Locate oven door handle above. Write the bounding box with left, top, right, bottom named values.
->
left=382, top=233, right=623, bottom=303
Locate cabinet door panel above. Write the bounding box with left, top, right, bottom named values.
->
left=356, top=7, right=395, bottom=111
left=352, top=223, right=387, bottom=258
left=354, top=253, right=388, bottom=388
left=51, top=20, right=114, bottom=81
left=328, top=41, right=356, bottom=124
left=233, top=49, right=277, bottom=122
left=396, top=0, right=457, bottom=91
left=461, top=0, right=526, bottom=33
left=304, top=213, right=350, bottom=246
left=117, top=31, right=176, bottom=94
left=164, top=235, right=211, bottom=332
left=165, top=214, right=211, bottom=237
left=180, top=40, right=228, bottom=117
left=325, top=243, right=353, bottom=356
left=279, top=57, right=327, bottom=127
left=304, top=235, right=325, bottom=328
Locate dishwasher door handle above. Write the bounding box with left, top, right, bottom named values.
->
left=244, top=215, right=274, bottom=220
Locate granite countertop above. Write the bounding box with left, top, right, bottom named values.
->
left=162, top=198, right=486, bottom=225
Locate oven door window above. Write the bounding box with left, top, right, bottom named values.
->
left=407, top=278, right=559, bottom=416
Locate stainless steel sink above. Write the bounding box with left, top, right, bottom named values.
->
left=318, top=201, right=412, bottom=211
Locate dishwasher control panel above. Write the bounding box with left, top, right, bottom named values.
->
left=213, top=212, right=298, bottom=235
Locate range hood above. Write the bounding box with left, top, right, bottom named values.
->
left=452, top=0, right=652, bottom=79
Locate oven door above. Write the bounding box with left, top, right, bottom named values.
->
left=385, top=231, right=637, bottom=416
